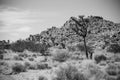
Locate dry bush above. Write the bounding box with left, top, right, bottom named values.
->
left=52, top=49, right=70, bottom=62
left=10, top=40, right=49, bottom=54
left=24, top=62, right=31, bottom=69
left=94, top=70, right=109, bottom=80
left=0, top=54, right=3, bottom=60
left=0, top=62, right=12, bottom=75
left=117, top=75, right=120, bottom=80
left=18, top=53, right=28, bottom=58
left=0, top=61, right=7, bottom=66
left=94, top=54, right=107, bottom=63
left=67, top=45, right=76, bottom=52
left=117, top=64, right=120, bottom=75
left=12, top=63, right=26, bottom=74
left=81, top=61, right=109, bottom=80
left=67, top=43, right=94, bottom=53
left=25, top=62, right=37, bottom=70
left=37, top=63, right=50, bottom=69
left=76, top=43, right=94, bottom=53
left=13, top=55, right=23, bottom=60
left=106, top=63, right=119, bottom=76
left=38, top=75, right=48, bottom=80
left=80, top=60, right=109, bottom=80
left=28, top=57, right=34, bottom=61
left=105, top=75, right=117, bottom=80
left=29, top=64, right=37, bottom=70
left=82, top=62, right=102, bottom=78
left=114, top=55, right=120, bottom=62
left=32, top=54, right=37, bottom=58
left=0, top=75, right=15, bottom=80
left=107, top=43, right=120, bottom=54
left=53, top=64, right=88, bottom=80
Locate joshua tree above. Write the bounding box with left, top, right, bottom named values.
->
left=70, top=15, right=90, bottom=59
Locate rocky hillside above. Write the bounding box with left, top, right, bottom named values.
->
left=26, top=16, right=120, bottom=48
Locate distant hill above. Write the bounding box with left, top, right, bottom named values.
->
left=26, top=16, right=120, bottom=49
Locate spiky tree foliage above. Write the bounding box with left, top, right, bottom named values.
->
left=70, top=15, right=90, bottom=59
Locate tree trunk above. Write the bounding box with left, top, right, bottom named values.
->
left=83, top=37, right=88, bottom=59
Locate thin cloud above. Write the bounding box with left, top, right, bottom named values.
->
left=0, top=6, right=62, bottom=41
left=16, top=26, right=31, bottom=32
left=0, top=7, right=35, bottom=40
left=0, top=9, right=34, bottom=26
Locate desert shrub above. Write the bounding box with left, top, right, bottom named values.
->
left=114, top=55, right=120, bottom=62
left=52, top=49, right=70, bottom=62
left=32, top=54, right=37, bottom=58
left=94, top=54, right=107, bottom=63
left=105, top=76, right=117, bottom=80
left=0, top=54, right=3, bottom=60
left=81, top=61, right=105, bottom=79
left=53, top=64, right=88, bottom=80
left=0, top=65, right=12, bottom=75
left=82, top=61, right=108, bottom=80
left=115, top=57, right=120, bottom=62
left=19, top=53, right=28, bottom=58
left=13, top=55, right=23, bottom=60
left=24, top=62, right=38, bottom=70
left=117, top=65, right=120, bottom=75
left=117, top=75, right=120, bottom=80
left=0, top=62, right=6, bottom=66
left=87, top=63, right=100, bottom=75
left=76, top=43, right=94, bottom=53
left=10, top=40, right=49, bottom=54
left=38, top=76, right=48, bottom=80
left=67, top=45, right=76, bottom=52
left=29, top=64, right=37, bottom=70
left=94, top=71, right=108, bottom=80
left=37, top=63, right=50, bottom=69
left=12, top=63, right=26, bottom=74
left=67, top=43, right=94, bottom=53
left=10, top=40, right=26, bottom=52
left=28, top=57, right=34, bottom=61
left=0, top=75, right=15, bottom=80
left=0, top=62, right=12, bottom=75
left=24, top=62, right=31, bottom=69
left=0, top=49, right=7, bottom=54
left=71, top=54, right=83, bottom=60
left=107, top=43, right=120, bottom=53
left=106, top=64, right=118, bottom=76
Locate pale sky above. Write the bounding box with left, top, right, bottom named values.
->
left=0, top=0, right=120, bottom=41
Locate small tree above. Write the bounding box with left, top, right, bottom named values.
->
left=70, top=15, right=90, bottom=59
